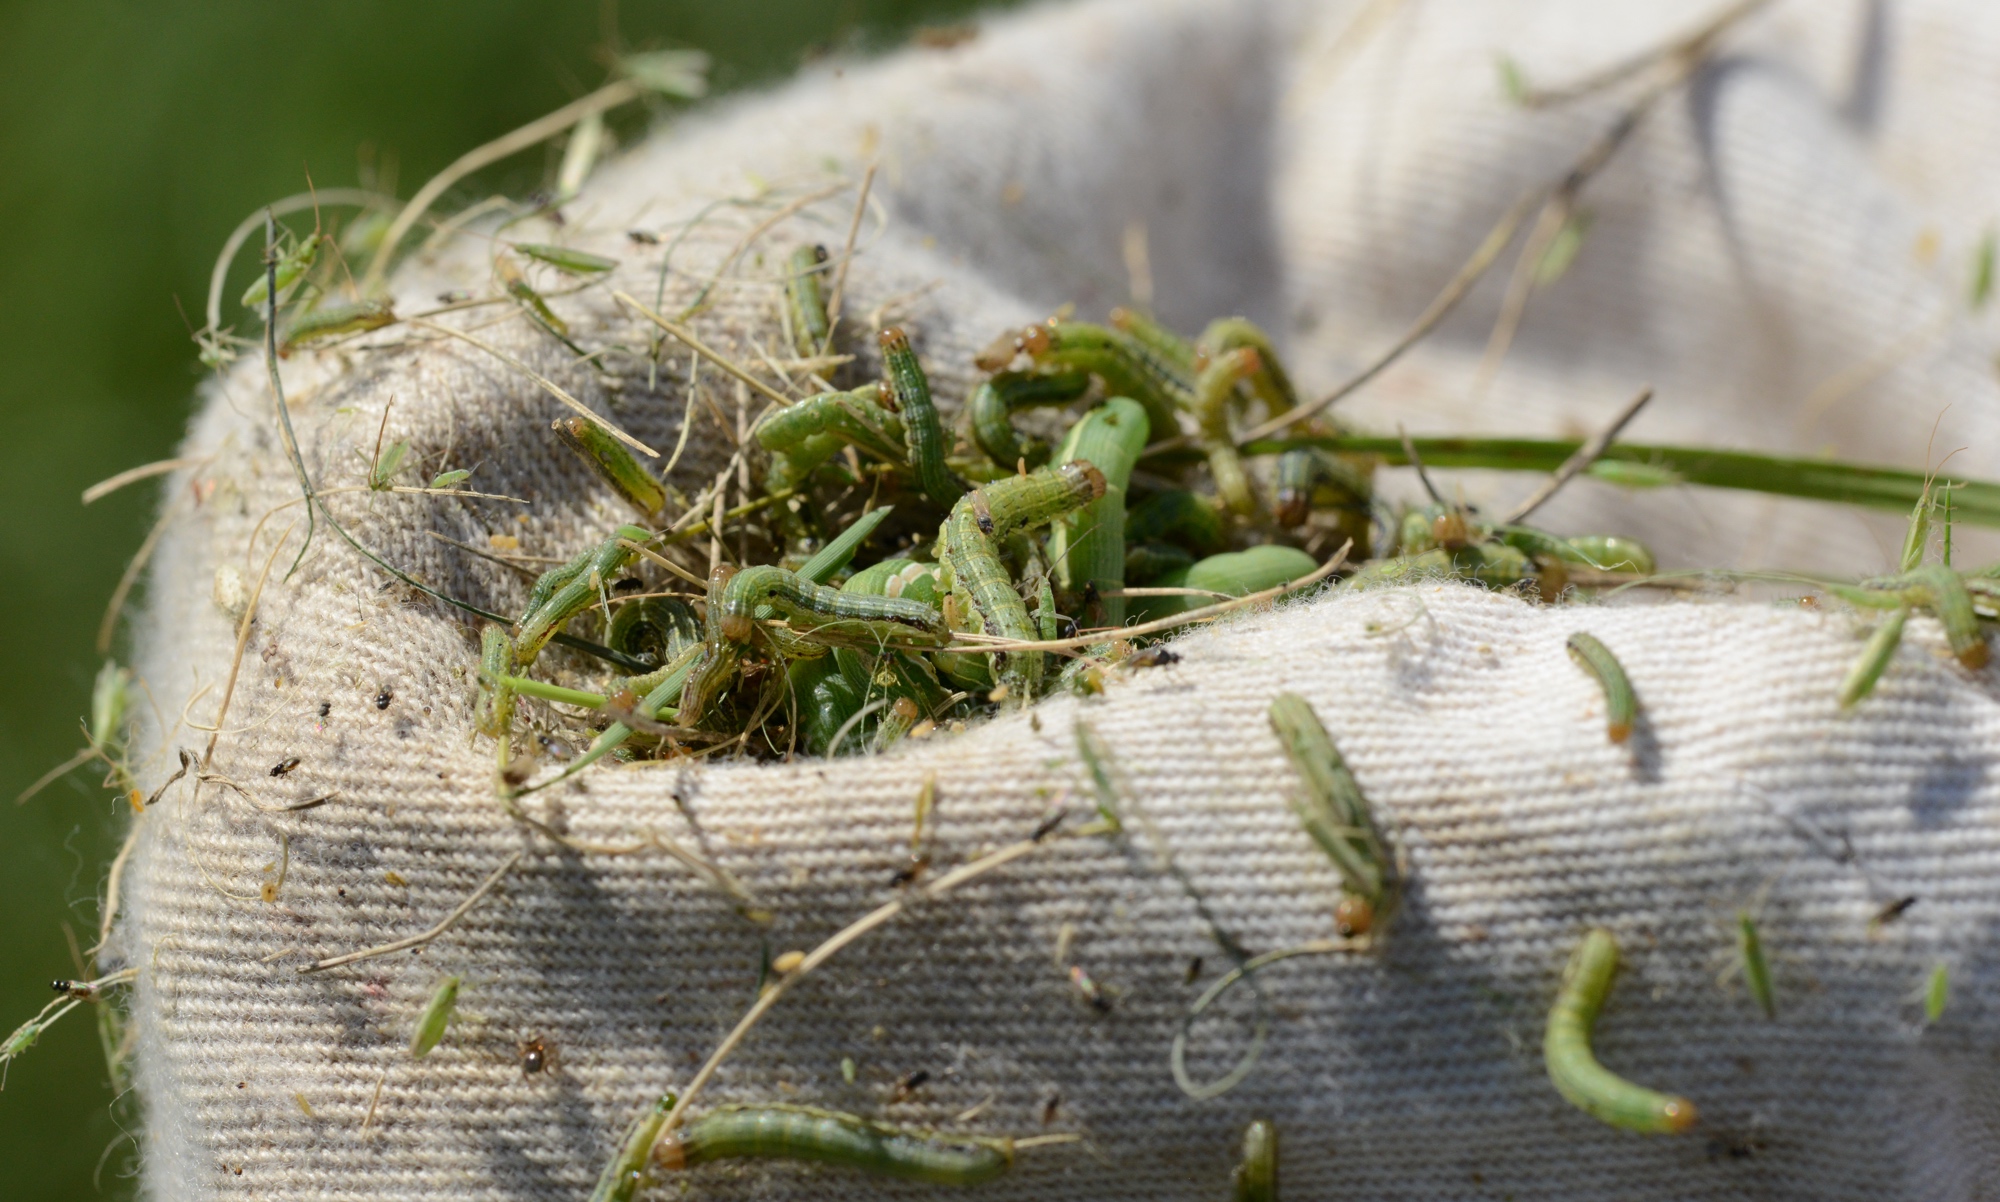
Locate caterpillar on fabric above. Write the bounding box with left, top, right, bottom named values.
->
left=784, top=243, right=831, bottom=357
left=1266, top=692, right=1393, bottom=937
left=1544, top=927, right=1698, bottom=1135
left=1232, top=1119, right=1278, bottom=1202
left=514, top=526, right=648, bottom=664
left=1005, top=320, right=1191, bottom=440
left=474, top=624, right=516, bottom=738
left=1839, top=607, right=1909, bottom=709
left=1564, top=631, right=1636, bottom=744
left=1191, top=345, right=1265, bottom=517
left=967, top=368, right=1093, bottom=469
left=878, top=326, right=962, bottom=509
left=717, top=565, right=947, bottom=647
left=755, top=385, right=906, bottom=493
left=936, top=461, right=1104, bottom=697
left=587, top=1093, right=675, bottom=1202
left=653, top=1104, right=1014, bottom=1186
left=278, top=298, right=395, bottom=356
left=552, top=415, right=667, bottom=519
left=1737, top=911, right=1775, bottom=1019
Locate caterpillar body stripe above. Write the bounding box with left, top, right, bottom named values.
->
left=655, top=1104, right=1013, bottom=1186
left=1015, top=320, right=1190, bottom=439
left=878, top=327, right=962, bottom=509
left=1109, top=305, right=1197, bottom=375
left=1544, top=927, right=1698, bottom=1135
left=718, top=565, right=947, bottom=647
left=756, top=386, right=905, bottom=492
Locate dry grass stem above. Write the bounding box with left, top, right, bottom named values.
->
left=301, top=851, right=524, bottom=972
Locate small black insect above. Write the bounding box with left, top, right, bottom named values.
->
left=1041, top=1091, right=1062, bottom=1125
left=1125, top=646, right=1180, bottom=669
left=892, top=1069, right=930, bottom=1100
left=375, top=688, right=393, bottom=711
left=626, top=229, right=660, bottom=245
left=1871, top=896, right=1918, bottom=927
left=1184, top=956, right=1204, bottom=986
left=1030, top=807, right=1067, bottom=842
left=887, top=856, right=930, bottom=888
left=519, top=1037, right=551, bottom=1075
left=613, top=577, right=645, bottom=594
left=317, top=700, right=331, bottom=718
left=270, top=756, right=301, bottom=777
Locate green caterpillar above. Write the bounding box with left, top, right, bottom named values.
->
left=985, top=320, right=1190, bottom=439
left=784, top=244, right=831, bottom=356
left=473, top=624, right=516, bottom=739
left=1134, top=544, right=1318, bottom=622
left=1109, top=305, right=1197, bottom=375
left=755, top=386, right=906, bottom=493
left=967, top=369, right=1092, bottom=469
left=552, top=415, right=667, bottom=520
left=1273, top=448, right=1371, bottom=527
left=1564, top=632, right=1635, bottom=744
left=514, top=526, right=647, bottom=664
left=1048, top=397, right=1150, bottom=624
left=878, top=326, right=962, bottom=509
left=1267, top=692, right=1394, bottom=937
left=1232, top=1119, right=1278, bottom=1202
left=717, top=565, right=947, bottom=647
left=587, top=1093, right=674, bottom=1202
left=1191, top=345, right=1265, bottom=516
left=278, top=298, right=395, bottom=356
left=1197, top=317, right=1299, bottom=416
left=655, top=1104, right=1013, bottom=1186
left=1544, top=928, right=1698, bottom=1135
left=938, top=461, right=1106, bottom=697
left=608, top=596, right=702, bottom=667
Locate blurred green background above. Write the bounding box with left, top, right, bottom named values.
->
left=0, top=2, right=1000, bottom=1196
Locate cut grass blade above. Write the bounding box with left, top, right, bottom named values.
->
left=1239, top=436, right=2000, bottom=527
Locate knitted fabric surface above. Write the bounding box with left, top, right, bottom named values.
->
left=118, top=1, right=2000, bottom=1199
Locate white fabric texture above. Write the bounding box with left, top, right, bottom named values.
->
left=118, top=1, right=2000, bottom=1198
